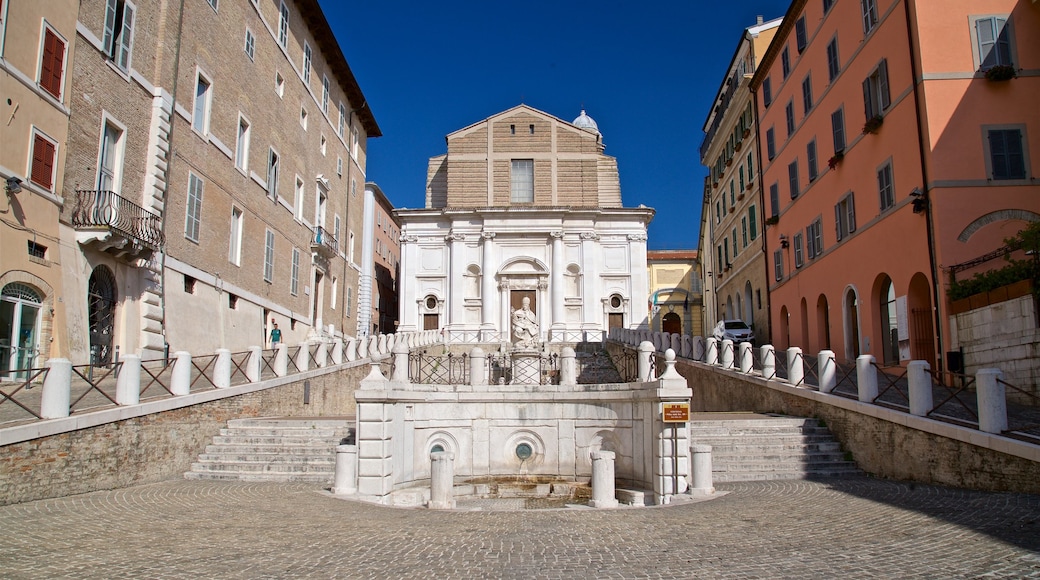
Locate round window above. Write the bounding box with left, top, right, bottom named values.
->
left=431, top=444, right=445, bottom=454
left=425, top=296, right=437, bottom=310
left=515, top=443, right=533, bottom=461
left=610, top=295, right=623, bottom=309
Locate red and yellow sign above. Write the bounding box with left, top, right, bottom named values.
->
left=662, top=402, right=690, bottom=423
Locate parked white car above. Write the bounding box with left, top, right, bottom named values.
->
left=712, top=320, right=755, bottom=344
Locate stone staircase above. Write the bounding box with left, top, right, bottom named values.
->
left=689, top=415, right=861, bottom=482
left=184, top=417, right=354, bottom=483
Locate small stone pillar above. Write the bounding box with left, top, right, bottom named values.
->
left=589, top=450, right=619, bottom=508
left=559, top=346, right=576, bottom=386
left=856, top=354, right=878, bottom=402
left=391, top=342, right=410, bottom=382
left=787, top=347, right=803, bottom=386
left=689, top=444, right=714, bottom=497
left=907, top=360, right=933, bottom=416
left=720, top=339, right=734, bottom=370
left=977, top=368, right=1008, bottom=434
left=171, top=351, right=192, bottom=395
left=692, top=336, right=705, bottom=361
left=274, top=344, right=288, bottom=377
left=296, top=343, right=310, bottom=372
left=346, top=338, right=357, bottom=362
left=315, top=341, right=328, bottom=368
left=761, top=345, right=776, bottom=379
left=357, top=336, right=368, bottom=359
left=470, top=347, right=488, bottom=387
left=738, top=342, right=753, bottom=373
left=671, top=334, right=682, bottom=355
left=40, top=358, right=71, bottom=419
left=817, top=350, right=836, bottom=393
left=246, top=346, right=262, bottom=382
left=428, top=451, right=456, bottom=510
left=705, top=338, right=718, bottom=366
left=214, top=349, right=232, bottom=388
left=116, top=354, right=141, bottom=405
left=332, top=444, right=358, bottom=495
left=332, top=338, right=344, bottom=365
left=368, top=336, right=378, bottom=358
left=638, top=341, right=655, bottom=382
left=681, top=335, right=692, bottom=359
left=377, top=334, right=388, bottom=355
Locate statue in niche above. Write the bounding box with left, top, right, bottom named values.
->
left=511, top=297, right=539, bottom=348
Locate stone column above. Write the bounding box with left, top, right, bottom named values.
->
left=550, top=231, right=565, bottom=338
left=246, top=346, right=262, bottom=382
left=296, top=343, right=310, bottom=372
left=116, top=354, right=141, bottom=405
left=392, top=343, right=409, bottom=382
left=470, top=347, right=487, bottom=388
left=705, top=338, right=718, bottom=366
left=907, top=360, right=932, bottom=416
left=977, top=368, right=1008, bottom=434
left=720, top=339, right=734, bottom=370
left=689, top=444, right=714, bottom=496
left=214, top=349, right=232, bottom=388
left=332, top=338, right=343, bottom=365
left=856, top=354, right=878, bottom=402
left=817, top=350, right=836, bottom=393
left=332, top=444, right=358, bottom=495
left=346, top=338, right=357, bottom=362
left=40, top=358, right=71, bottom=419
left=787, top=347, right=803, bottom=386
left=559, top=346, right=576, bottom=386
left=171, top=351, right=192, bottom=395
left=480, top=231, right=496, bottom=335
left=638, top=341, right=655, bottom=382
left=446, top=232, right=465, bottom=328
left=315, top=341, right=328, bottom=368
left=738, top=342, right=753, bottom=373
left=429, top=451, right=456, bottom=510
left=761, top=345, right=776, bottom=379
left=589, top=450, right=618, bottom=508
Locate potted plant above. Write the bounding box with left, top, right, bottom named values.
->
left=734, top=141, right=743, bottom=152
left=862, top=115, right=883, bottom=135
left=737, top=192, right=745, bottom=201
left=745, top=181, right=754, bottom=191
left=765, top=215, right=780, bottom=226
left=828, top=151, right=844, bottom=169
left=984, top=64, right=1017, bottom=82
left=743, top=128, right=751, bottom=139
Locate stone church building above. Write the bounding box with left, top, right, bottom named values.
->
left=395, top=105, right=654, bottom=342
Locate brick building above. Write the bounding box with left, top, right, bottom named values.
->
left=358, top=182, right=400, bottom=336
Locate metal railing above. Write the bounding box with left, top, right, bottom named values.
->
left=71, top=190, right=164, bottom=248
left=407, top=350, right=469, bottom=385
left=312, top=225, right=339, bottom=255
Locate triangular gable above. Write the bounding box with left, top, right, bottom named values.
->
left=446, top=104, right=583, bottom=140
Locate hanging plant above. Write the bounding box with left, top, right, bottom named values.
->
left=862, top=115, right=884, bottom=135
left=745, top=181, right=754, bottom=190
left=984, top=65, right=1017, bottom=82
left=828, top=151, right=844, bottom=169
left=764, top=215, right=780, bottom=226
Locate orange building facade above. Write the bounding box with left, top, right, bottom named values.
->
left=751, top=0, right=1040, bottom=370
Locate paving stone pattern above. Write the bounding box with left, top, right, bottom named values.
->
left=1, top=477, right=1038, bottom=578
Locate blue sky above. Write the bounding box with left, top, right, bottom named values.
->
left=318, top=0, right=791, bottom=250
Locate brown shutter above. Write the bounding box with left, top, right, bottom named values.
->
left=40, top=28, right=66, bottom=99
left=31, top=135, right=56, bottom=189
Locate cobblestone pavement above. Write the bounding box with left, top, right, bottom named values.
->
left=2, top=477, right=1039, bottom=579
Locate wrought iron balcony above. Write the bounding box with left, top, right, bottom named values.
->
left=311, top=225, right=339, bottom=258
left=71, top=190, right=164, bottom=258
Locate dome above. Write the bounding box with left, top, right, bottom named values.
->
left=572, top=109, right=600, bottom=135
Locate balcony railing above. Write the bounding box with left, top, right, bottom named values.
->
left=71, top=190, right=164, bottom=249
left=312, top=226, right=339, bottom=257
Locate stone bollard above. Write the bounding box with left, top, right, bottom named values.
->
left=428, top=451, right=456, bottom=510
left=817, top=350, right=836, bottom=393
left=332, top=444, right=358, bottom=495
left=692, top=336, right=705, bottom=362
left=40, top=358, right=71, bottom=419
left=470, top=347, right=488, bottom=387
left=116, top=354, right=141, bottom=405
left=907, top=360, right=933, bottom=416
left=357, top=336, right=368, bottom=359
left=589, top=450, right=619, bottom=508
left=787, top=347, right=803, bottom=386
left=761, top=345, right=776, bottom=379
left=671, top=334, right=682, bottom=355
left=246, top=346, right=262, bottom=382
left=315, top=341, right=328, bottom=368
left=171, top=351, right=192, bottom=395
left=274, top=343, right=288, bottom=377
left=377, top=334, right=387, bottom=355
left=976, top=368, right=1008, bottom=434
left=346, top=338, right=357, bottom=362
left=392, top=343, right=410, bottom=382
left=681, top=335, right=692, bottom=359
left=720, top=339, right=734, bottom=370
left=296, top=343, right=310, bottom=372
left=689, top=444, right=715, bottom=497
left=559, top=347, right=576, bottom=386
left=332, top=338, right=343, bottom=365
left=705, top=338, right=718, bottom=366
left=215, top=348, right=232, bottom=388
left=856, top=355, right=878, bottom=402
left=738, top=342, right=753, bottom=373
left=638, top=341, right=655, bottom=382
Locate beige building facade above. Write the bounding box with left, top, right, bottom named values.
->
left=359, top=182, right=400, bottom=336
left=647, top=250, right=702, bottom=336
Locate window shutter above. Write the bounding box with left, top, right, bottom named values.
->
left=40, top=29, right=65, bottom=99
left=31, top=135, right=56, bottom=189
left=832, top=109, right=845, bottom=152
left=117, top=4, right=134, bottom=70
left=862, top=77, right=873, bottom=120
left=989, top=130, right=1008, bottom=179
left=848, top=196, right=856, bottom=233
left=749, top=206, right=757, bottom=240
left=977, top=18, right=996, bottom=68
left=103, top=0, right=118, bottom=56
left=835, top=203, right=843, bottom=242
left=878, top=60, right=890, bottom=110
left=1007, top=129, right=1025, bottom=179
left=995, top=18, right=1011, bottom=66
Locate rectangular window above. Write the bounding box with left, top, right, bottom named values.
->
left=802, top=74, right=813, bottom=115
left=741, top=217, right=748, bottom=248
left=785, top=101, right=795, bottom=137
left=103, top=0, right=135, bottom=72
left=346, top=287, right=352, bottom=316
left=769, top=183, right=780, bottom=217
left=300, top=107, right=308, bottom=130
left=746, top=152, right=754, bottom=179
left=739, top=166, right=745, bottom=191
left=302, top=43, right=312, bottom=84
left=264, top=229, right=275, bottom=283
left=184, top=275, right=196, bottom=294
left=718, top=246, right=724, bottom=272
left=823, top=0, right=835, bottom=13
left=732, top=228, right=738, bottom=257
left=788, top=160, right=800, bottom=199
left=39, top=26, right=67, bottom=99
left=192, top=73, right=210, bottom=134
left=831, top=107, right=846, bottom=153
left=185, top=173, right=203, bottom=242
left=336, top=156, right=343, bottom=176
left=877, top=162, right=895, bottom=211
left=290, top=248, right=300, bottom=295
left=807, top=218, right=823, bottom=258
left=827, top=37, right=840, bottom=81
left=333, top=214, right=341, bottom=251
left=975, top=17, right=1012, bottom=69
left=30, top=131, right=57, bottom=190
left=795, top=17, right=807, bottom=53
left=351, top=178, right=357, bottom=197
left=988, top=129, right=1026, bottom=180
left=267, top=149, right=279, bottom=199
left=781, top=47, right=791, bottom=79
left=229, top=207, right=243, bottom=265
left=338, top=103, right=346, bottom=137
left=278, top=2, right=289, bottom=48
left=863, top=59, right=890, bottom=120
left=294, top=176, right=304, bottom=220
left=320, top=135, right=327, bottom=156
left=835, top=193, right=857, bottom=241
left=235, top=115, right=250, bottom=171
left=97, top=121, right=124, bottom=192
left=774, top=249, right=784, bottom=281
left=510, top=159, right=534, bottom=203
left=349, top=231, right=356, bottom=263
left=766, top=127, right=776, bottom=160
left=861, top=0, right=879, bottom=34
left=807, top=139, right=819, bottom=182
left=275, top=72, right=285, bottom=98
left=763, top=77, right=772, bottom=107
left=331, top=277, right=337, bottom=310
left=228, top=294, right=238, bottom=310
left=322, top=75, right=329, bottom=114
left=351, top=126, right=360, bottom=159
left=749, top=205, right=758, bottom=240
left=715, top=200, right=721, bottom=224
left=794, top=233, right=804, bottom=268
left=244, top=28, right=255, bottom=61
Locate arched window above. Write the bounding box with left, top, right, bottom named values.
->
left=465, top=264, right=481, bottom=299
left=1, top=283, right=43, bottom=377
left=879, top=277, right=898, bottom=365
left=565, top=263, right=581, bottom=298
left=422, top=294, right=440, bottom=331
left=88, top=266, right=117, bottom=366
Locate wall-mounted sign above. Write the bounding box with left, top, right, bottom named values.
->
left=662, top=402, right=690, bottom=423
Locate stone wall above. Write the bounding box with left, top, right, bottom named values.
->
left=951, top=294, right=1040, bottom=404
left=674, top=358, right=1040, bottom=494
left=0, top=361, right=373, bottom=506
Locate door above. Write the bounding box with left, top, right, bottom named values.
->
left=1, top=283, right=43, bottom=379
left=88, top=266, right=117, bottom=366
left=662, top=312, right=681, bottom=334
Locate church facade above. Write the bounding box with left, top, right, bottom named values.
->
left=395, top=105, right=653, bottom=343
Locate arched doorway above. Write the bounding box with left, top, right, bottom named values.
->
left=662, top=312, right=681, bottom=334
left=843, top=287, right=861, bottom=362
left=816, top=294, right=831, bottom=351
left=743, top=282, right=753, bottom=325
left=88, top=266, right=117, bottom=366
left=778, top=305, right=790, bottom=350
left=799, top=297, right=809, bottom=351
left=908, top=272, right=936, bottom=369
left=1, top=283, right=43, bottom=378
left=421, top=294, right=441, bottom=330
left=877, top=275, right=899, bottom=365
left=725, top=295, right=733, bottom=320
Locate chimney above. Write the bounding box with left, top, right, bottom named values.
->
left=756, top=15, right=764, bottom=25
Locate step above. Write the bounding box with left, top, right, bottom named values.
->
left=228, top=417, right=353, bottom=428
left=712, top=459, right=856, bottom=472
left=211, top=435, right=346, bottom=446
left=196, top=453, right=337, bottom=464
left=713, top=468, right=862, bottom=482
left=688, top=426, right=832, bottom=436
left=184, top=471, right=333, bottom=483
left=204, top=444, right=340, bottom=455
left=219, top=427, right=348, bottom=437
left=190, top=460, right=334, bottom=473
left=702, top=442, right=842, bottom=453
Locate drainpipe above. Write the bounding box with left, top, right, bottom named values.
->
left=903, top=0, right=944, bottom=373
left=749, top=69, right=771, bottom=346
